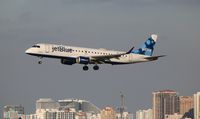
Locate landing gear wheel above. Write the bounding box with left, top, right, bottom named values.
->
left=83, top=65, right=89, bottom=71
left=38, top=57, right=43, bottom=64
left=93, top=65, right=99, bottom=70
left=38, top=61, right=42, bottom=64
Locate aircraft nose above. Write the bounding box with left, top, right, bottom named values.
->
left=25, top=48, right=31, bottom=54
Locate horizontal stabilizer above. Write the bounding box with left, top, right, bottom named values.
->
left=144, top=55, right=166, bottom=60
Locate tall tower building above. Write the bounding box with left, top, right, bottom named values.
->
left=152, top=90, right=179, bottom=119
left=194, top=92, right=200, bottom=119
left=101, top=107, right=116, bottom=119
left=179, top=96, right=193, bottom=115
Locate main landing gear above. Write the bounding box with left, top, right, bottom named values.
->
left=93, top=65, right=99, bottom=70
left=83, top=65, right=89, bottom=71
left=83, top=65, right=99, bottom=71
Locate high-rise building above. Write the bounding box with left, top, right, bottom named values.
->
left=194, top=92, right=200, bottom=119
left=152, top=90, right=179, bottom=119
left=3, top=105, right=24, bottom=119
left=100, top=107, right=116, bottom=119
left=58, top=99, right=100, bottom=114
left=36, top=98, right=59, bottom=119
left=179, top=96, right=193, bottom=116
left=136, top=109, right=152, bottom=119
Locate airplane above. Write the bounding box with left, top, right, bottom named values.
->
left=25, top=34, right=165, bottom=71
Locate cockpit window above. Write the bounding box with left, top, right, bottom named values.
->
left=32, top=45, right=40, bottom=48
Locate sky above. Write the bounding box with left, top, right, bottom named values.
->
left=0, top=0, right=200, bottom=116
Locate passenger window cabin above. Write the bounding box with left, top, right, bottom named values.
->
left=32, top=45, right=40, bottom=48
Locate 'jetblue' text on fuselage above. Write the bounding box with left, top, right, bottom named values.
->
left=52, top=46, right=72, bottom=52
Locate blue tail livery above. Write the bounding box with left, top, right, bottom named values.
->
left=132, top=34, right=157, bottom=56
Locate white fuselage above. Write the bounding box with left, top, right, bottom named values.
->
left=25, top=43, right=149, bottom=65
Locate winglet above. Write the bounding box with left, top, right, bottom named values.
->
left=126, top=46, right=135, bottom=54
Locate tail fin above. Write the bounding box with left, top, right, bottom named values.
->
left=132, top=34, right=157, bottom=56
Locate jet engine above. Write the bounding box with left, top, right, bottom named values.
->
left=77, top=56, right=91, bottom=64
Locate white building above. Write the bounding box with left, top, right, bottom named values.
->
left=58, top=99, right=100, bottom=114
left=22, top=114, right=37, bottom=119
left=85, top=113, right=101, bottom=119
left=34, top=98, right=103, bottom=119
left=36, top=108, right=76, bottom=119
left=194, top=92, right=200, bottom=119
left=116, top=112, right=134, bottom=119
left=36, top=98, right=59, bottom=110
left=57, top=109, right=76, bottom=119
left=136, top=109, right=152, bottom=119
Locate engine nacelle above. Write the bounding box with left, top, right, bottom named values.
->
left=61, top=58, right=76, bottom=65
left=77, top=56, right=90, bottom=64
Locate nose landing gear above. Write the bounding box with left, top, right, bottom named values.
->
left=38, top=57, right=43, bottom=64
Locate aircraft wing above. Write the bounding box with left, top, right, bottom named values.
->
left=89, top=53, right=125, bottom=64
left=90, top=46, right=134, bottom=60
left=143, top=55, right=166, bottom=60
left=91, top=53, right=125, bottom=59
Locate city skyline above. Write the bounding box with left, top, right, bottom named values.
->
left=1, top=0, right=200, bottom=118
left=3, top=90, right=199, bottom=119
left=3, top=97, right=132, bottom=119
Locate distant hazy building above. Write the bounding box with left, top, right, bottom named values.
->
left=21, top=114, right=37, bottom=119
left=85, top=113, right=101, bottom=119
left=100, top=107, right=116, bottom=119
left=179, top=96, right=193, bottom=118
left=136, top=109, right=152, bottom=119
left=36, top=108, right=76, bottom=119
left=36, top=98, right=60, bottom=119
left=3, top=105, right=24, bottom=119
left=75, top=112, right=87, bottom=119
left=36, top=108, right=58, bottom=119
left=152, top=90, right=179, bottom=119
left=116, top=112, right=134, bottom=119
left=58, top=99, right=100, bottom=114
left=57, top=109, right=76, bottom=119
left=36, top=98, right=59, bottom=110
left=194, top=92, right=200, bottom=119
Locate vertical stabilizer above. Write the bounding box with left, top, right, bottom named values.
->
left=132, top=34, right=157, bottom=56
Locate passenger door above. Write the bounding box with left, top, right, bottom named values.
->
left=45, top=44, right=50, bottom=53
